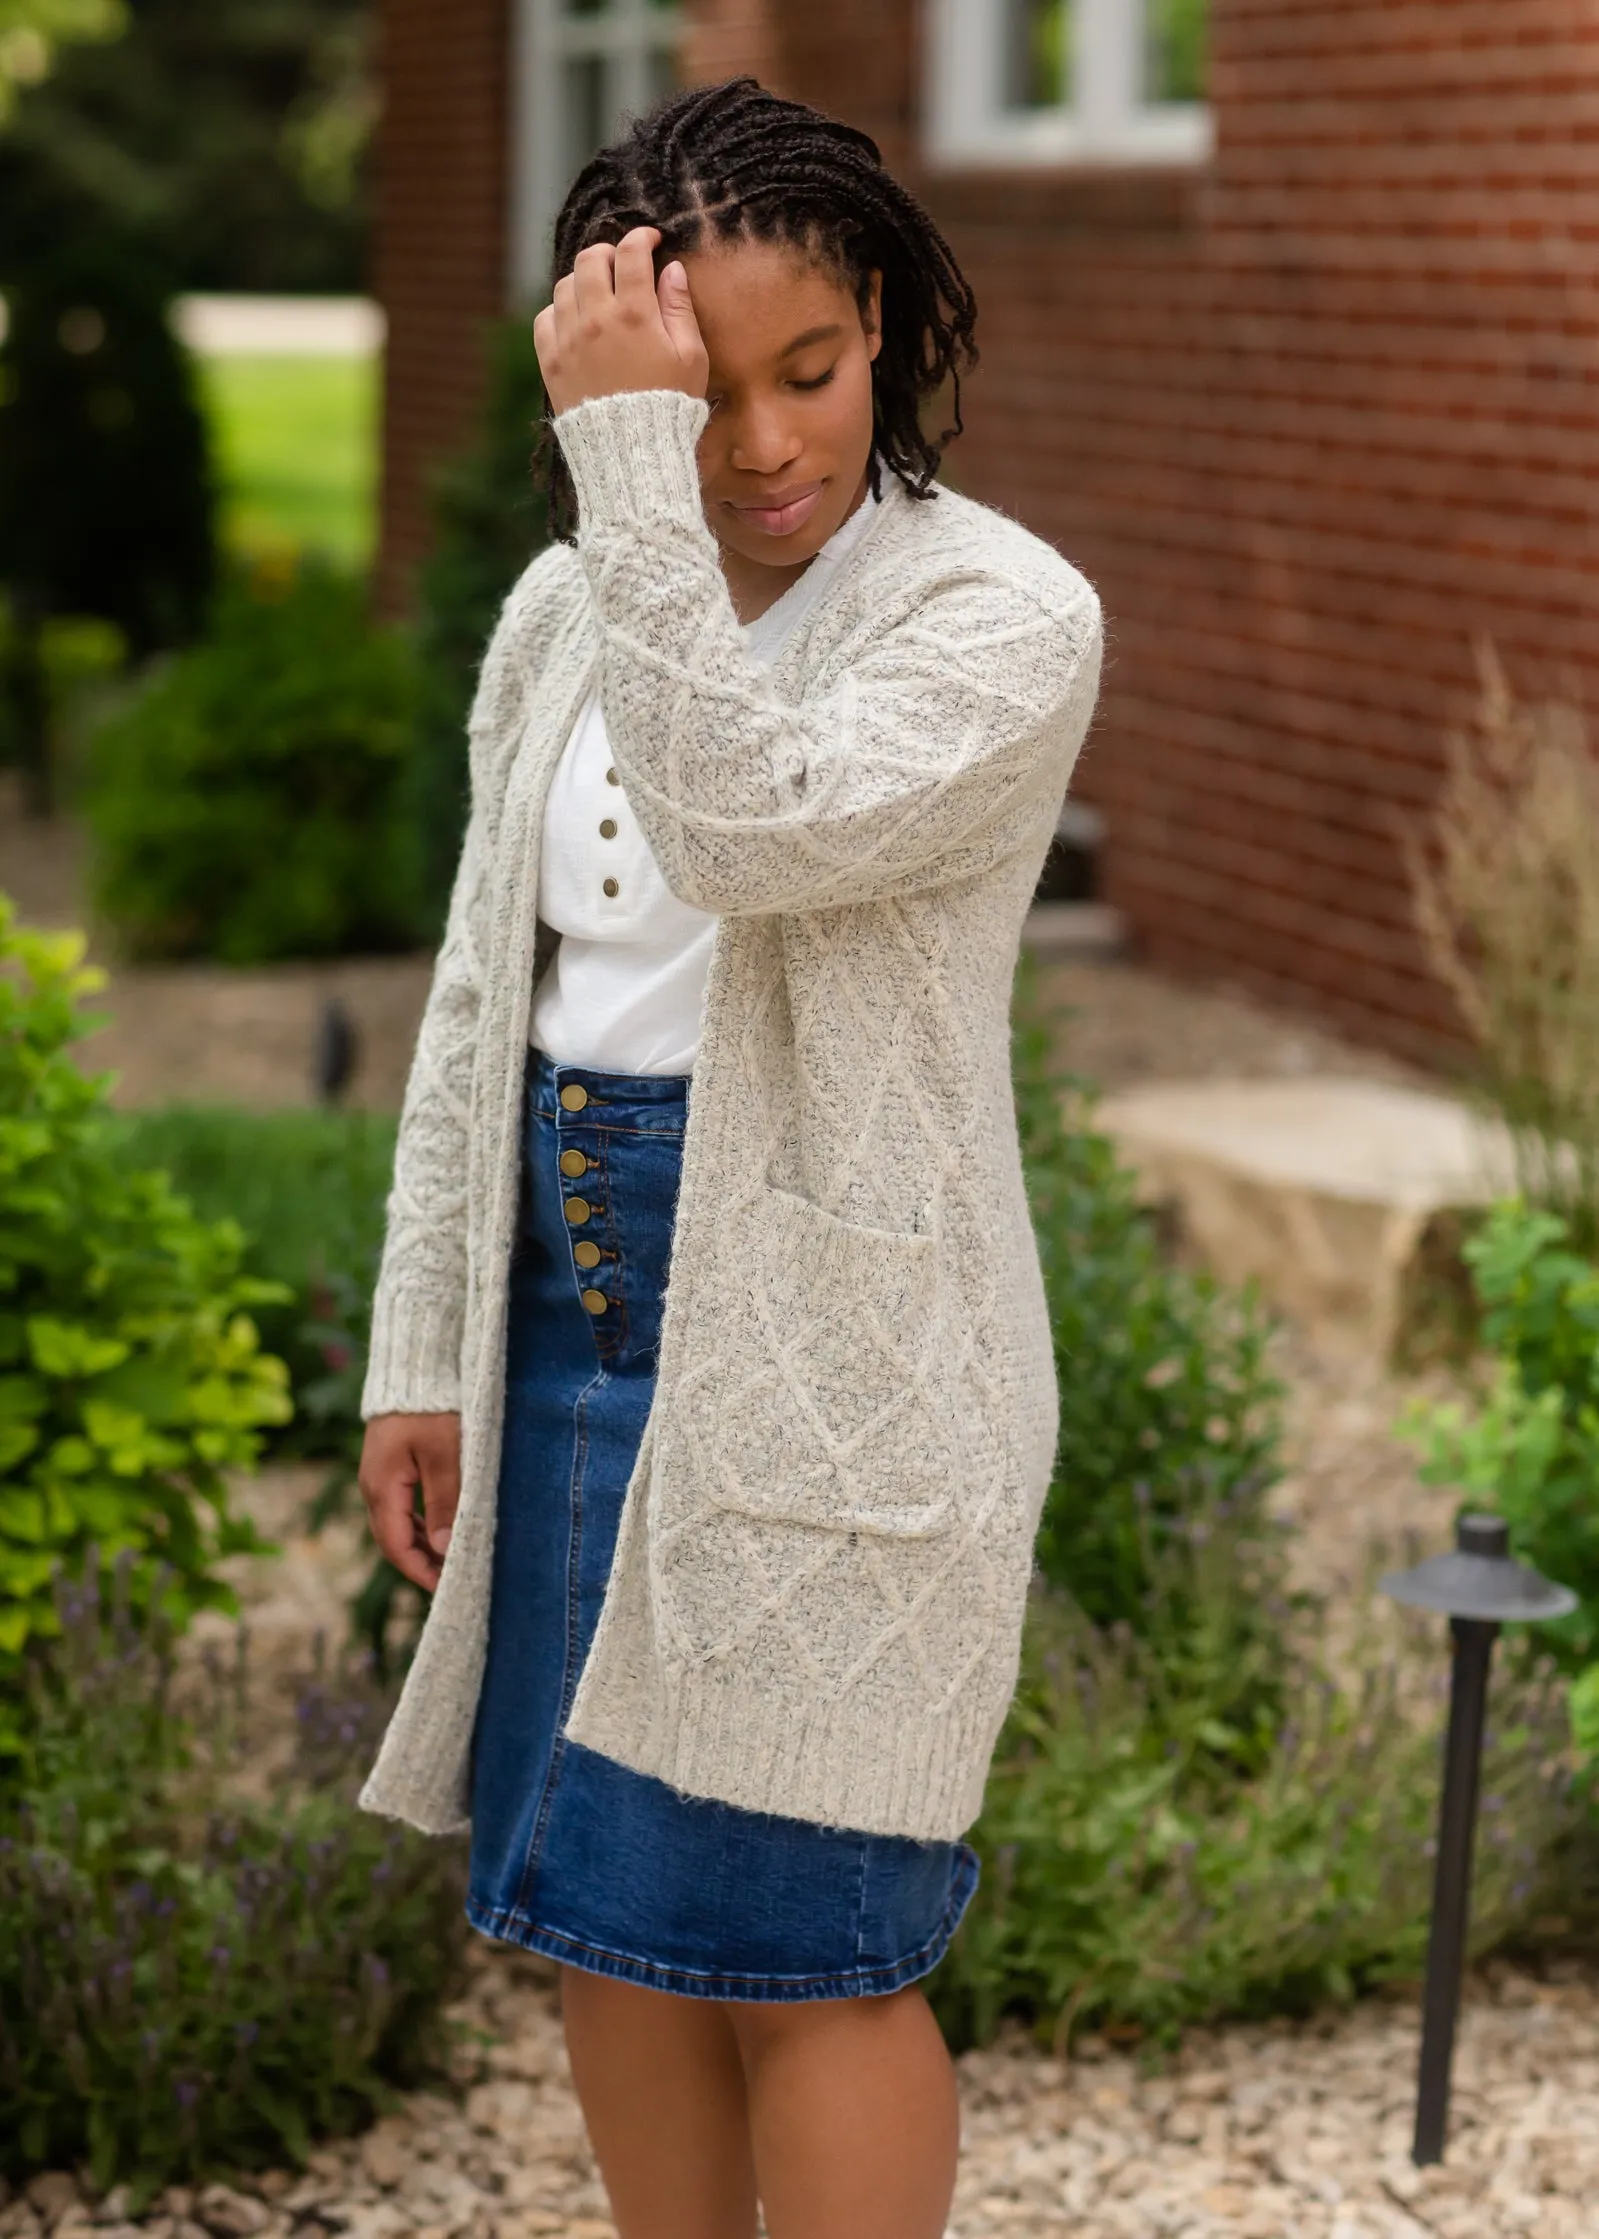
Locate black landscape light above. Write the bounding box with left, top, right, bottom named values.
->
left=1379, top=1513, right=1577, bottom=2166
left=313, top=996, right=358, bottom=1106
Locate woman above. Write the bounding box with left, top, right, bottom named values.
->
left=357, top=77, right=1101, bottom=2239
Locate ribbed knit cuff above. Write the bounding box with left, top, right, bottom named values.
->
left=360, top=1286, right=465, bottom=1421
left=552, top=389, right=709, bottom=532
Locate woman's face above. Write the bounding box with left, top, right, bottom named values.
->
left=678, top=236, right=882, bottom=585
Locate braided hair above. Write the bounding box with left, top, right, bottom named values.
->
left=540, top=77, right=978, bottom=537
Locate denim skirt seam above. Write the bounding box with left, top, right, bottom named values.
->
left=463, top=1841, right=979, bottom=2005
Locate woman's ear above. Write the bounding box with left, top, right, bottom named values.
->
left=862, top=269, right=884, bottom=363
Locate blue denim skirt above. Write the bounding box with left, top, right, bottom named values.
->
left=466, top=1047, right=979, bottom=2002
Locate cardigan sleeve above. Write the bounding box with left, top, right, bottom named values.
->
left=359, top=790, right=486, bottom=1419
left=359, top=552, right=565, bottom=1420
left=554, top=389, right=1103, bottom=918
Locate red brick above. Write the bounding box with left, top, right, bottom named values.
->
left=373, top=0, right=1599, bottom=1053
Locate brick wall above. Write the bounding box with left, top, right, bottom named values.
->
left=691, top=0, right=1599, bottom=1054
left=373, top=0, right=1599, bottom=1049
left=374, top=0, right=510, bottom=611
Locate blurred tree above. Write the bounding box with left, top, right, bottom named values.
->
left=0, top=1, right=124, bottom=120
left=411, top=319, right=551, bottom=930
left=0, top=0, right=372, bottom=293
left=0, top=233, right=215, bottom=810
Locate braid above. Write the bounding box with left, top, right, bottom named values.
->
left=537, top=78, right=978, bottom=538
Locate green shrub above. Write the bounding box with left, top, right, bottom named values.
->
left=94, top=1102, right=419, bottom=1665
left=0, top=898, right=292, bottom=1734
left=931, top=982, right=1574, bottom=2052
left=0, top=1561, right=468, bottom=2195
left=100, top=1104, right=396, bottom=1448
left=1404, top=1199, right=1599, bottom=1760
left=1015, top=987, right=1285, bottom=1678
left=931, top=1564, right=1573, bottom=2052
left=411, top=317, right=549, bottom=930
left=86, top=557, right=423, bottom=964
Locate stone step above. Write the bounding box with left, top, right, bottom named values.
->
left=1096, top=1075, right=1519, bottom=1352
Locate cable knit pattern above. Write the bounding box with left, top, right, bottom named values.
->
left=358, top=389, right=1103, bottom=1842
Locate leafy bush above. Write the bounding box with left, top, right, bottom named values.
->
left=1015, top=987, right=1285, bottom=1674
left=931, top=1561, right=1574, bottom=2052
left=1404, top=1199, right=1599, bottom=1760
left=0, top=898, right=292, bottom=1733
left=931, top=981, right=1575, bottom=2051
left=100, top=1104, right=396, bottom=1447
left=411, top=317, right=549, bottom=930
left=95, top=1101, right=418, bottom=1664
left=0, top=1562, right=468, bottom=2194
left=86, top=557, right=423, bottom=964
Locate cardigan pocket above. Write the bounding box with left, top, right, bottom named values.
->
left=679, top=1183, right=960, bottom=1540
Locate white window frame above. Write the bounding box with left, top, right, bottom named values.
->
left=509, top=0, right=681, bottom=302
left=924, top=0, right=1213, bottom=169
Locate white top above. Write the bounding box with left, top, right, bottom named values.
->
left=529, top=488, right=882, bottom=1074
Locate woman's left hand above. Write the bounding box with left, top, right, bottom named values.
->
left=535, top=225, right=709, bottom=416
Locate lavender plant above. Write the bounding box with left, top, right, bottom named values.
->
left=0, top=1562, right=467, bottom=2195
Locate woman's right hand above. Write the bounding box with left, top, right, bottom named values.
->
left=358, top=1412, right=462, bottom=1593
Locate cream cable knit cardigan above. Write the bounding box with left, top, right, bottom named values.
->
left=358, top=389, right=1103, bottom=1843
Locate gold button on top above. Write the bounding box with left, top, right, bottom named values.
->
left=602, top=876, right=620, bottom=898
left=559, top=1148, right=589, bottom=1178
left=558, top=1083, right=588, bottom=1111
left=563, top=1195, right=592, bottom=1225
left=605, top=766, right=621, bottom=786
left=599, top=817, right=618, bottom=839
left=573, top=1240, right=602, bottom=1269
left=581, top=1287, right=609, bottom=1316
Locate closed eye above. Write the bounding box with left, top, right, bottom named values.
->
left=791, top=369, right=836, bottom=392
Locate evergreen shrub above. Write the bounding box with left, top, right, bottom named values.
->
left=0, top=232, right=214, bottom=660
left=0, top=898, right=291, bottom=1741
left=86, top=558, right=424, bottom=964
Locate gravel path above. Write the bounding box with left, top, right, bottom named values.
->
left=9, top=1944, right=1596, bottom=2239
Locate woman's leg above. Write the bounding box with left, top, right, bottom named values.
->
left=559, top=1966, right=760, bottom=2239
left=727, top=1984, right=960, bottom=2239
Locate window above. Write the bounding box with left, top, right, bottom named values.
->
left=510, top=0, right=681, bottom=299
left=925, top=0, right=1211, bottom=167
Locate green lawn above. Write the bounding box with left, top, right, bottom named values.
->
left=196, top=353, right=378, bottom=573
